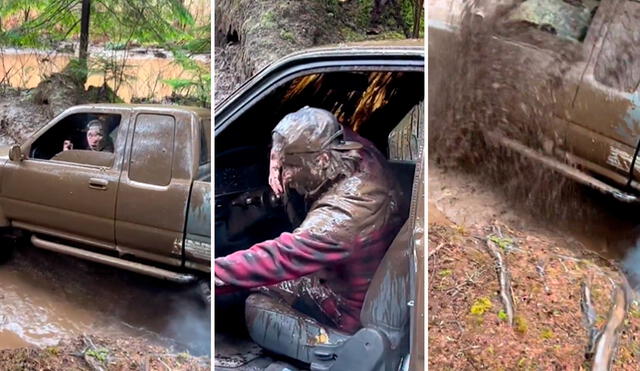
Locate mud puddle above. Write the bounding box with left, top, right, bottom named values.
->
left=0, top=246, right=210, bottom=356
left=0, top=49, right=208, bottom=103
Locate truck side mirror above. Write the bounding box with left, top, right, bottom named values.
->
left=8, top=145, right=23, bottom=162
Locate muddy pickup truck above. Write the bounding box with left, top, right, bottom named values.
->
left=430, top=0, right=640, bottom=202
left=0, top=104, right=211, bottom=283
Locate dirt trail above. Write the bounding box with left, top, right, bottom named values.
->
left=0, top=246, right=210, bottom=357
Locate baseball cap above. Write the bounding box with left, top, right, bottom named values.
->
left=272, top=106, right=362, bottom=155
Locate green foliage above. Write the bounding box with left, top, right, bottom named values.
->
left=356, top=0, right=375, bottom=29
left=0, top=0, right=204, bottom=49
left=402, top=0, right=424, bottom=37
left=0, top=0, right=211, bottom=108
left=470, top=297, right=493, bottom=316
left=162, top=49, right=210, bottom=107
left=261, top=10, right=277, bottom=29
left=438, top=269, right=453, bottom=277
left=62, top=58, right=89, bottom=83
left=489, top=235, right=515, bottom=250
left=86, top=348, right=109, bottom=363
left=280, top=29, right=295, bottom=43
left=497, top=309, right=508, bottom=321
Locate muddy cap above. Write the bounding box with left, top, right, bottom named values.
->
left=86, top=119, right=105, bottom=134
left=273, top=106, right=362, bottom=155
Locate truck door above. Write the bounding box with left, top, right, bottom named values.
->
left=115, top=111, right=194, bottom=267
left=0, top=110, right=126, bottom=249
left=569, top=0, right=640, bottom=185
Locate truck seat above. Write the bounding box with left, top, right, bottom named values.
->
left=245, top=220, right=412, bottom=371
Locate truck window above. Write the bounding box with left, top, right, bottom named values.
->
left=501, top=0, right=599, bottom=43
left=594, top=1, right=640, bottom=92
left=388, top=102, right=423, bottom=162
left=30, top=113, right=121, bottom=167
left=129, top=114, right=175, bottom=186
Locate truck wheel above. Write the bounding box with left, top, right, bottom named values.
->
left=0, top=238, right=16, bottom=264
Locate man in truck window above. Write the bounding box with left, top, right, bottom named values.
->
left=214, top=106, right=407, bottom=334
left=63, top=119, right=114, bottom=152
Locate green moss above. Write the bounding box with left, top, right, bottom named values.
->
left=86, top=348, right=109, bottom=363
left=540, top=328, right=554, bottom=339
left=376, top=30, right=406, bottom=40
left=44, top=346, right=60, bottom=356
left=515, top=316, right=528, bottom=334
left=497, top=309, right=508, bottom=321
left=341, top=27, right=365, bottom=42
left=489, top=235, right=515, bottom=250
left=279, top=29, right=295, bottom=43
left=438, top=269, right=453, bottom=277
left=261, top=10, right=277, bottom=28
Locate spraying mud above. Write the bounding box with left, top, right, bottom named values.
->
left=0, top=246, right=210, bottom=356
left=429, top=0, right=640, bottom=277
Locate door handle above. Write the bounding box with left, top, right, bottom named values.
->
left=89, top=178, right=108, bottom=190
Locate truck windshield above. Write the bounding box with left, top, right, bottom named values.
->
left=504, top=0, right=600, bottom=42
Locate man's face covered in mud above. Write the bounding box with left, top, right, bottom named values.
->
left=86, top=120, right=108, bottom=151
left=269, top=107, right=362, bottom=197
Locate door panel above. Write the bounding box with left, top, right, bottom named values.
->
left=115, top=112, right=193, bottom=266
left=1, top=160, right=119, bottom=246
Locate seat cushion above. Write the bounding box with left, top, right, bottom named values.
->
left=245, top=293, right=350, bottom=364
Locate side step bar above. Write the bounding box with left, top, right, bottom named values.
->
left=31, top=235, right=197, bottom=283
left=485, top=132, right=639, bottom=203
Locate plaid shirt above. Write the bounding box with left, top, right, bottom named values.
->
left=215, top=131, right=406, bottom=333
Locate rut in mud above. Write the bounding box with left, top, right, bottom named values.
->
left=0, top=246, right=210, bottom=356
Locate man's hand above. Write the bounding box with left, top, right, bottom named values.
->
left=62, top=140, right=73, bottom=151
left=269, top=150, right=284, bottom=196
left=214, top=274, right=226, bottom=287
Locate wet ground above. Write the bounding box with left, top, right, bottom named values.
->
left=428, top=162, right=640, bottom=369
left=0, top=244, right=210, bottom=356
left=429, top=162, right=640, bottom=283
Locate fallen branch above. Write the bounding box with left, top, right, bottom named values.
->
left=580, top=282, right=598, bottom=356
left=429, top=242, right=447, bottom=258
left=591, top=282, right=630, bottom=371
left=485, top=238, right=515, bottom=326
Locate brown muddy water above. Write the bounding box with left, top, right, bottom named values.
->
left=0, top=49, right=208, bottom=102
left=0, top=246, right=210, bottom=355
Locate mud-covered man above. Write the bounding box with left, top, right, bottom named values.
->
left=214, top=106, right=407, bottom=334
left=62, top=119, right=114, bottom=152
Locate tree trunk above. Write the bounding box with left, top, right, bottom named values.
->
left=79, top=0, right=91, bottom=79
left=412, top=0, right=423, bottom=38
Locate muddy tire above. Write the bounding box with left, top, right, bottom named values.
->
left=0, top=238, right=16, bottom=264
